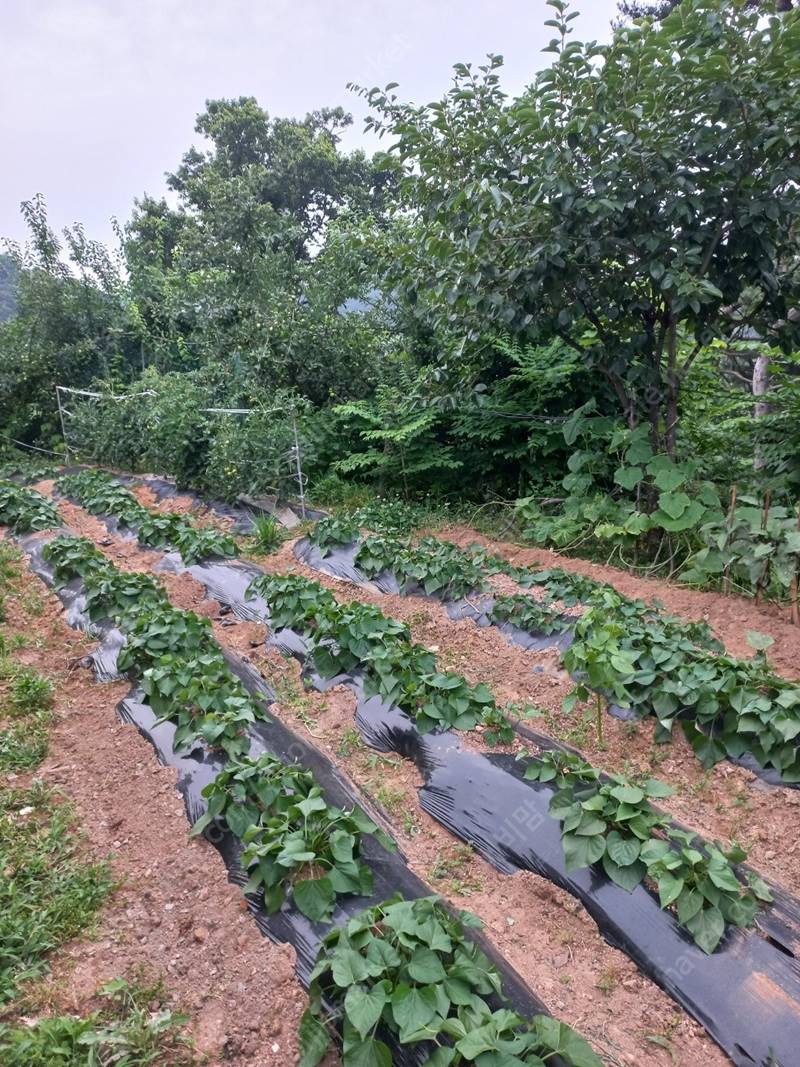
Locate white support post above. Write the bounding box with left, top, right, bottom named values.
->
left=53, top=388, right=309, bottom=515
left=55, top=386, right=71, bottom=459
left=291, top=407, right=307, bottom=519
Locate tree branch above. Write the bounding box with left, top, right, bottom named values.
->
left=677, top=339, right=704, bottom=381
left=555, top=330, right=585, bottom=356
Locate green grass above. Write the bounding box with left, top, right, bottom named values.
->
left=0, top=712, right=52, bottom=773
left=8, top=669, right=53, bottom=716
left=0, top=974, right=196, bottom=1066
left=249, top=514, right=283, bottom=555
left=336, top=727, right=365, bottom=758
left=0, top=538, right=196, bottom=1061
left=19, top=591, right=45, bottom=618
left=0, top=541, right=22, bottom=585
left=0, top=667, right=55, bottom=773
left=0, top=782, right=114, bottom=1003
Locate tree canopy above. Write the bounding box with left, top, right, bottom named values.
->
left=617, top=0, right=794, bottom=18
left=357, top=0, right=800, bottom=455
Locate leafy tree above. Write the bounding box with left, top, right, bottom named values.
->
left=123, top=99, right=397, bottom=403
left=617, top=0, right=794, bottom=17
left=333, top=360, right=461, bottom=495
left=618, top=0, right=682, bottom=15
left=167, top=99, right=395, bottom=254
left=0, top=256, right=18, bottom=323
left=357, top=0, right=800, bottom=459
left=449, top=337, right=596, bottom=496
left=0, top=196, right=138, bottom=443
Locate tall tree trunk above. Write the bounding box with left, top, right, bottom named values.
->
left=753, top=351, right=771, bottom=473
left=648, top=396, right=661, bottom=452
left=664, top=317, right=679, bottom=458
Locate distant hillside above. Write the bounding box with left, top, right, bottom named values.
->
left=0, top=255, right=18, bottom=322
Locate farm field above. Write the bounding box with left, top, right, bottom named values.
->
left=2, top=465, right=800, bottom=1066
left=3, top=1, right=800, bottom=1063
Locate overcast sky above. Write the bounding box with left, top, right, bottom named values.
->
left=2, top=1, right=620, bottom=250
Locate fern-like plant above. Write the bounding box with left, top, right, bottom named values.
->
left=333, top=368, right=461, bottom=497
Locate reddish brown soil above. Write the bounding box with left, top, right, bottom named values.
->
left=129, top=480, right=234, bottom=530
left=129, top=483, right=161, bottom=510
left=38, top=496, right=734, bottom=1066
left=441, top=524, right=800, bottom=680
left=3, top=533, right=314, bottom=1066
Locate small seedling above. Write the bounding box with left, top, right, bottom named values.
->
left=21, top=591, right=45, bottom=618
left=746, top=629, right=774, bottom=664
left=645, top=1032, right=679, bottom=1064
left=401, top=811, right=420, bottom=836
left=375, top=784, right=406, bottom=816
left=336, top=727, right=365, bottom=758
left=362, top=752, right=401, bottom=774
left=479, top=706, right=515, bottom=746
left=431, top=844, right=474, bottom=881
left=688, top=770, right=714, bottom=798
left=596, top=967, right=619, bottom=996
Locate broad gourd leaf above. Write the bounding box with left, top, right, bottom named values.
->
left=624, top=511, right=651, bottom=536
left=657, top=491, right=691, bottom=520
left=331, top=947, right=372, bottom=988
left=613, top=466, right=643, bottom=490
left=531, top=1016, right=604, bottom=1067
left=602, top=854, right=646, bottom=892
left=652, top=466, right=686, bottom=492
left=342, top=1037, right=392, bottom=1067
left=656, top=872, right=684, bottom=908
left=421, top=1048, right=457, bottom=1066
left=609, top=785, right=644, bottom=805
left=605, top=830, right=641, bottom=867
left=652, top=501, right=705, bottom=532
left=298, top=1009, right=330, bottom=1067
left=563, top=832, right=606, bottom=871
left=390, top=983, right=437, bottom=1035
left=625, top=439, right=654, bottom=466
left=745, top=630, right=774, bottom=652
left=685, top=905, right=725, bottom=954
left=406, top=947, right=448, bottom=984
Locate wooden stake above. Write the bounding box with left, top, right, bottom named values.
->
left=722, top=484, right=737, bottom=596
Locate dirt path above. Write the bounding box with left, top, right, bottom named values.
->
left=40, top=495, right=736, bottom=1067
left=7, top=526, right=311, bottom=1066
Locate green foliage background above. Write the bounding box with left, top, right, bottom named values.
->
left=1, top=0, right=799, bottom=592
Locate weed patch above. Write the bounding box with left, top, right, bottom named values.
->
left=0, top=974, right=195, bottom=1066
left=0, top=783, right=113, bottom=1003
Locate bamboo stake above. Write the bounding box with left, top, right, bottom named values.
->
left=722, top=484, right=737, bottom=596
